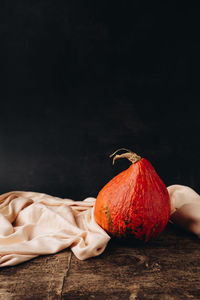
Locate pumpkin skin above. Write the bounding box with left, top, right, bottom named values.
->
left=94, top=155, right=170, bottom=241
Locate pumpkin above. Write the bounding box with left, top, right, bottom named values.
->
left=94, top=149, right=171, bottom=241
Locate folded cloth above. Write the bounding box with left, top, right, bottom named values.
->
left=0, top=191, right=110, bottom=267
left=168, top=185, right=200, bottom=237
left=0, top=185, right=200, bottom=267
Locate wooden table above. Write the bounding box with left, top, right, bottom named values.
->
left=0, top=223, right=199, bottom=300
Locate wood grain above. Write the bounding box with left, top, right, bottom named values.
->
left=0, top=224, right=200, bottom=300
left=62, top=224, right=200, bottom=300
left=0, top=250, right=71, bottom=300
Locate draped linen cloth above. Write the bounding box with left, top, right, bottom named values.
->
left=0, top=185, right=200, bottom=267
left=168, top=185, right=200, bottom=237
left=0, top=191, right=110, bottom=267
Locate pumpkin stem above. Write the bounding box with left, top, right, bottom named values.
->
left=109, top=148, right=141, bottom=165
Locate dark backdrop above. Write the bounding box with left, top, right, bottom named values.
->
left=2, top=1, right=200, bottom=199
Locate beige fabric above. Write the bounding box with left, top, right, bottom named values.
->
left=168, top=185, right=200, bottom=236
left=0, top=185, right=200, bottom=267
left=0, top=191, right=110, bottom=267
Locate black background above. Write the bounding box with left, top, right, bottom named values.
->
left=2, top=1, right=200, bottom=200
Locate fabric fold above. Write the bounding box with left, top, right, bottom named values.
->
left=168, top=185, right=200, bottom=237
left=0, top=191, right=110, bottom=267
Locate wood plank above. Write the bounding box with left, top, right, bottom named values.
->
left=62, top=224, right=200, bottom=300
left=0, top=249, right=71, bottom=300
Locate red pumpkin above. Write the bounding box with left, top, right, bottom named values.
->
left=94, top=149, right=171, bottom=241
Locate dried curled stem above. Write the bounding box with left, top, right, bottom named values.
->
left=109, top=148, right=141, bottom=165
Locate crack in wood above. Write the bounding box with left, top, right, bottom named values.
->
left=60, top=252, right=72, bottom=300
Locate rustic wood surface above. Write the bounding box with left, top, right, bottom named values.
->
left=0, top=223, right=200, bottom=300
